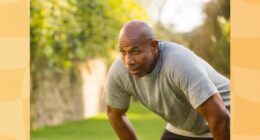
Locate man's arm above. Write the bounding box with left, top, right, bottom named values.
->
left=196, top=93, right=230, bottom=140
left=107, top=105, right=137, bottom=140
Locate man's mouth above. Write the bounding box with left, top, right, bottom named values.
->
left=128, top=67, right=145, bottom=77
left=129, top=67, right=140, bottom=75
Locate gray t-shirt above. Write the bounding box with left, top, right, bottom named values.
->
left=105, top=41, right=230, bottom=134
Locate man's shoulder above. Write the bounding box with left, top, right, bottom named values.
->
left=160, top=41, right=192, bottom=55
left=110, top=58, right=124, bottom=69
left=107, top=58, right=129, bottom=80
left=159, top=41, right=202, bottom=77
left=160, top=41, right=194, bottom=66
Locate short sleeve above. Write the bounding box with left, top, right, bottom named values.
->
left=171, top=51, right=218, bottom=109
left=104, top=60, right=131, bottom=109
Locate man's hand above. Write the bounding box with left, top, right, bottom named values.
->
left=107, top=105, right=137, bottom=140
left=196, top=93, right=230, bottom=140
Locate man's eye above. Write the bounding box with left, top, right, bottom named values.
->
left=120, top=50, right=126, bottom=55
left=132, top=50, right=139, bottom=54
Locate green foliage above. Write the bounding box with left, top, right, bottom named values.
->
left=153, top=0, right=230, bottom=76
left=212, top=17, right=230, bottom=75
left=30, top=0, right=149, bottom=74
left=200, top=0, right=230, bottom=76
left=30, top=0, right=150, bottom=123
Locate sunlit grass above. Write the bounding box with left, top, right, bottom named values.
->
left=31, top=101, right=166, bottom=140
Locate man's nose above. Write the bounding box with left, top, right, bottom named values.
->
left=125, top=54, right=135, bottom=66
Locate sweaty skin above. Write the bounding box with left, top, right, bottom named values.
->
left=107, top=20, right=230, bottom=140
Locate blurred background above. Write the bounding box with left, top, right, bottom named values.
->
left=30, top=0, right=230, bottom=139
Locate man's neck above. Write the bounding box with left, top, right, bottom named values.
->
left=149, top=47, right=160, bottom=74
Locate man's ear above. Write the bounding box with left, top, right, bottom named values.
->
left=151, top=40, right=158, bottom=53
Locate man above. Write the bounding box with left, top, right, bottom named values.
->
left=104, top=20, right=230, bottom=140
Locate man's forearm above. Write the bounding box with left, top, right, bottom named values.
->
left=108, top=114, right=137, bottom=140
left=209, top=116, right=230, bottom=140
left=196, top=94, right=230, bottom=140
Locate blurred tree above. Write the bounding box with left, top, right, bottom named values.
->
left=31, top=0, right=149, bottom=72
left=183, top=0, right=230, bottom=76
left=30, top=0, right=149, bottom=91
left=141, top=0, right=230, bottom=76
left=30, top=0, right=149, bottom=128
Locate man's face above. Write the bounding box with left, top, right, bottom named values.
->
left=119, top=39, right=156, bottom=77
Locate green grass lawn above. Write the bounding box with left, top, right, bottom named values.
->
left=31, top=101, right=166, bottom=140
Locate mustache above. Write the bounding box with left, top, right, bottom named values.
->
left=126, top=65, right=139, bottom=71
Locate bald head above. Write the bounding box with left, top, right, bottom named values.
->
left=119, top=20, right=156, bottom=43
left=118, top=20, right=159, bottom=77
